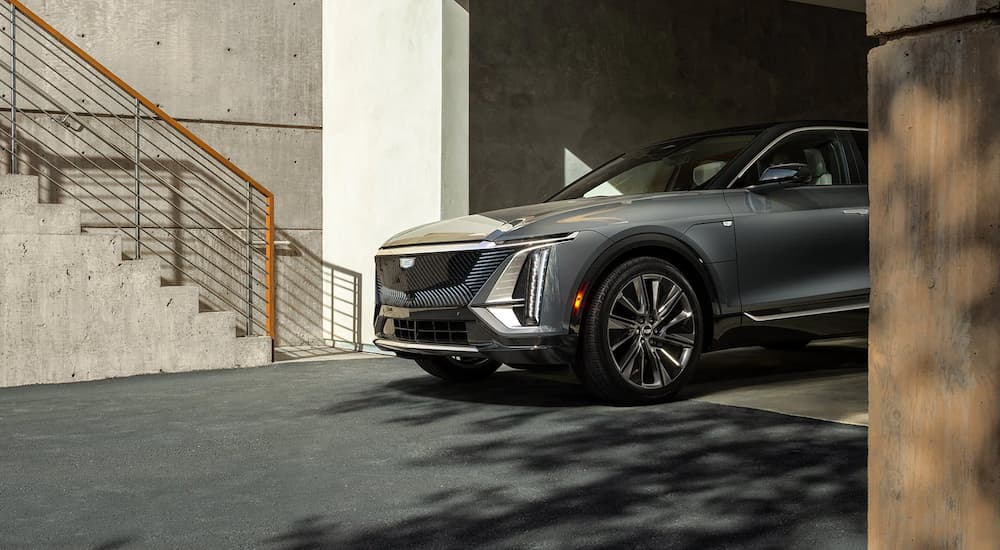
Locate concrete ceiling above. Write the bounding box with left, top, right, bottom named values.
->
left=460, top=1, right=864, bottom=15
left=789, top=0, right=866, bottom=12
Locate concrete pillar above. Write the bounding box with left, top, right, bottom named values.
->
left=322, top=1, right=469, bottom=348
left=867, top=1, right=1000, bottom=547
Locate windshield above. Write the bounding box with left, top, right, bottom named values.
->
left=548, top=133, right=757, bottom=201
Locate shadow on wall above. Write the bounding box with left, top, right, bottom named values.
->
left=263, top=370, right=866, bottom=549
left=1, top=118, right=360, bottom=348
left=273, top=237, right=363, bottom=350
left=1, top=121, right=269, bottom=333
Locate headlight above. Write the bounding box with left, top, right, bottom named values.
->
left=523, top=247, right=550, bottom=325
left=482, top=234, right=574, bottom=328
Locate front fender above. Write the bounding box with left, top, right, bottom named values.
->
left=569, top=231, right=727, bottom=330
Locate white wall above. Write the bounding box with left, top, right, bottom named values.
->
left=323, top=0, right=469, bottom=348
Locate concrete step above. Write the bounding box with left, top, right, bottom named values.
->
left=0, top=175, right=39, bottom=208
left=193, top=311, right=237, bottom=340
left=0, top=208, right=35, bottom=234
left=36, top=204, right=81, bottom=235
left=0, top=203, right=36, bottom=235
left=235, top=336, right=273, bottom=368
left=165, top=311, right=238, bottom=373
left=0, top=233, right=123, bottom=271
left=155, top=286, right=201, bottom=318
left=0, top=176, right=41, bottom=236
left=1, top=173, right=272, bottom=385
left=115, top=259, right=162, bottom=291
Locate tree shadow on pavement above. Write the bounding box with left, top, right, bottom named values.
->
left=315, top=341, right=868, bottom=419
left=286, top=354, right=867, bottom=550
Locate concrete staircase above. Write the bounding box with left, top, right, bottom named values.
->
left=0, top=175, right=272, bottom=387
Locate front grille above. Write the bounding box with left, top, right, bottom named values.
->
left=390, top=319, right=469, bottom=345
left=379, top=250, right=477, bottom=292
left=376, top=248, right=513, bottom=308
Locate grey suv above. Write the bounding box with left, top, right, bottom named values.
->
left=374, top=121, right=869, bottom=404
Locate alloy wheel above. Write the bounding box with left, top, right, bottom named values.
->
left=606, top=274, right=697, bottom=389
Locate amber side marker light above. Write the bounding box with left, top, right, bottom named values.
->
left=573, top=287, right=585, bottom=314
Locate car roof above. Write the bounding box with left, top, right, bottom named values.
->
left=639, top=120, right=866, bottom=153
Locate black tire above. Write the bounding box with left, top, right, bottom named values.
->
left=415, top=356, right=501, bottom=382
left=574, top=256, right=705, bottom=405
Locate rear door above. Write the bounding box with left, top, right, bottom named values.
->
left=724, top=128, right=869, bottom=319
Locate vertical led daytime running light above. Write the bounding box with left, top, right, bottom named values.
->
left=524, top=247, right=551, bottom=326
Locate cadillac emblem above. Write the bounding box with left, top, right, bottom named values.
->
left=399, top=257, right=416, bottom=270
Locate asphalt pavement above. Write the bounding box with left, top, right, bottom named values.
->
left=0, top=351, right=867, bottom=550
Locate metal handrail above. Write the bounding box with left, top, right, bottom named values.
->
left=3, top=0, right=276, bottom=337
left=7, top=19, right=269, bottom=217
left=0, top=55, right=249, bottom=244
left=10, top=17, right=269, bottom=211
left=0, top=101, right=267, bottom=306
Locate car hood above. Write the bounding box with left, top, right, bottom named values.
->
left=379, top=195, right=665, bottom=249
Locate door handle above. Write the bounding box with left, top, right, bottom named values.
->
left=842, top=208, right=869, bottom=215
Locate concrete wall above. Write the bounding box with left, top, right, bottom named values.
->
left=469, top=0, right=872, bottom=212
left=322, top=0, right=469, bottom=348
left=18, top=0, right=323, bottom=345
left=866, top=0, right=1000, bottom=546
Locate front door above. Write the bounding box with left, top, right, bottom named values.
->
left=724, top=129, right=869, bottom=320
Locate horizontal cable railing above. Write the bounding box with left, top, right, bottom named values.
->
left=1, top=0, right=275, bottom=337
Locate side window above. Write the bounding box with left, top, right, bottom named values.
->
left=850, top=130, right=868, bottom=185
left=736, top=130, right=852, bottom=187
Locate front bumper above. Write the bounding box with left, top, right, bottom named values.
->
left=373, top=230, right=608, bottom=366
left=373, top=305, right=578, bottom=366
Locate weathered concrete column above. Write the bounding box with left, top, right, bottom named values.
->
left=867, top=1, right=999, bottom=547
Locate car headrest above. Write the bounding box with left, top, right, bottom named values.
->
left=803, top=148, right=828, bottom=177
left=692, top=161, right=726, bottom=186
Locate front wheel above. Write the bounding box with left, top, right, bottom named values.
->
left=415, top=356, right=501, bottom=382
left=575, top=257, right=704, bottom=405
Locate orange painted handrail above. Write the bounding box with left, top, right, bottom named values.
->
left=7, top=0, right=276, bottom=337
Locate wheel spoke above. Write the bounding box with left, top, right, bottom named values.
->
left=631, top=277, right=647, bottom=315
left=611, top=331, right=637, bottom=352
left=655, top=284, right=682, bottom=323
left=637, top=343, right=647, bottom=385
left=618, top=293, right=643, bottom=316
left=647, top=278, right=660, bottom=318
left=618, top=338, right=642, bottom=379
left=652, top=332, right=695, bottom=348
left=657, top=345, right=682, bottom=368
left=608, top=313, right=638, bottom=330
left=643, top=341, right=668, bottom=386
left=655, top=347, right=683, bottom=379
left=661, top=308, right=693, bottom=331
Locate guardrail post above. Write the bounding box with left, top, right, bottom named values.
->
left=245, top=182, right=253, bottom=336
left=8, top=1, right=16, bottom=174
left=133, top=97, right=141, bottom=258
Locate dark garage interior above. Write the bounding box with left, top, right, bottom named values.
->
left=0, top=0, right=997, bottom=548
left=470, top=0, right=871, bottom=211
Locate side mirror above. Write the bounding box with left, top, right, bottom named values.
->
left=747, top=163, right=812, bottom=194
